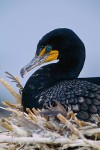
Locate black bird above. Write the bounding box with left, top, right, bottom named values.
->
left=20, top=28, right=100, bottom=121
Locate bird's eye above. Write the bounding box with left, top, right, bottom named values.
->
left=46, top=45, right=52, bottom=52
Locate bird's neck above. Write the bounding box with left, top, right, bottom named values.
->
left=31, top=61, right=81, bottom=91
left=50, top=60, right=83, bottom=80
left=22, top=62, right=83, bottom=109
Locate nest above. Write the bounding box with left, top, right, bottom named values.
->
left=0, top=72, right=100, bottom=150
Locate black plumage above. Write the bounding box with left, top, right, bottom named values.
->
left=20, top=28, right=100, bottom=121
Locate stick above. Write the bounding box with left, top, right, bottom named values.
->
left=0, top=118, right=28, bottom=137
left=0, top=136, right=100, bottom=149
left=57, top=113, right=85, bottom=139
left=0, top=78, right=21, bottom=101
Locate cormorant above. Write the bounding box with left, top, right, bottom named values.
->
left=20, top=28, right=100, bottom=121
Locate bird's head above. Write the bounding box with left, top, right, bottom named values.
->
left=20, top=28, right=85, bottom=77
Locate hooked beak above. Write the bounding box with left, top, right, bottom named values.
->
left=20, top=49, right=59, bottom=77
left=20, top=54, right=49, bottom=77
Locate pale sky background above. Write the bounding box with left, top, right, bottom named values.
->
left=0, top=0, right=100, bottom=103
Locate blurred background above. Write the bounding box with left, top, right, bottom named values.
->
left=0, top=0, right=100, bottom=106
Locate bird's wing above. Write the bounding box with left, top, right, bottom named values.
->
left=39, top=79, right=100, bottom=121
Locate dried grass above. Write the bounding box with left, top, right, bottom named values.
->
left=0, top=73, right=100, bottom=150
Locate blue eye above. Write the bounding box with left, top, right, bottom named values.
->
left=46, top=45, right=52, bottom=52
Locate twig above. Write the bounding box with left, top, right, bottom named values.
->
left=0, top=136, right=100, bottom=149
left=5, top=71, right=23, bottom=95
left=57, top=113, right=85, bottom=139
left=81, top=128, right=100, bottom=136
left=0, top=118, right=28, bottom=137
left=0, top=78, right=21, bottom=101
